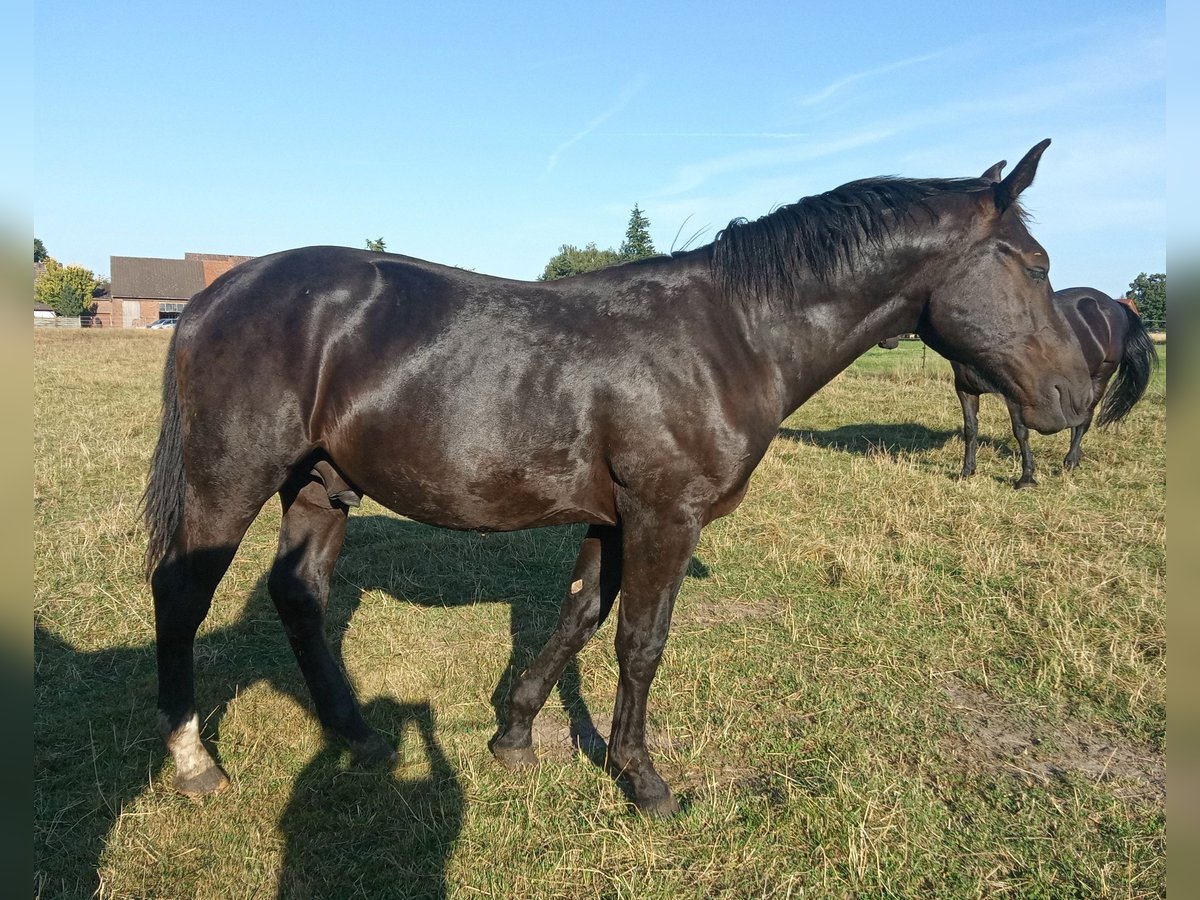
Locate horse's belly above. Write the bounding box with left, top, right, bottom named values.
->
left=345, top=453, right=618, bottom=532
left=371, top=484, right=617, bottom=532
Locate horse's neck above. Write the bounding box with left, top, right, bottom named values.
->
left=751, top=287, right=924, bottom=417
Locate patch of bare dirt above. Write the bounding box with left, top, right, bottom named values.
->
left=529, top=712, right=611, bottom=761
left=526, top=713, right=738, bottom=792
left=528, top=712, right=690, bottom=760
left=941, top=677, right=1164, bottom=804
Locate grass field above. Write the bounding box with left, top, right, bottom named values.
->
left=35, top=331, right=1166, bottom=898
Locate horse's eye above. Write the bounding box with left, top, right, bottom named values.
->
left=1025, top=266, right=1048, bottom=282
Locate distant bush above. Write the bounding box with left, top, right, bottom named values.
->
left=1127, top=272, right=1166, bottom=329
left=35, top=258, right=102, bottom=317
left=538, top=205, right=657, bottom=280
left=538, top=243, right=624, bottom=280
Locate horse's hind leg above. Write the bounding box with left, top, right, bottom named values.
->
left=153, top=498, right=260, bottom=796
left=268, top=474, right=393, bottom=767
left=491, top=524, right=622, bottom=768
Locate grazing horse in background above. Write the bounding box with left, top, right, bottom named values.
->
left=954, top=286, right=1158, bottom=488
left=144, top=140, right=1091, bottom=816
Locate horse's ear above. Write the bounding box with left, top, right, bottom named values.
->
left=981, top=160, right=1006, bottom=183
left=994, top=139, right=1050, bottom=212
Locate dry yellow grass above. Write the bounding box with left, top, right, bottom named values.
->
left=36, top=331, right=1165, bottom=898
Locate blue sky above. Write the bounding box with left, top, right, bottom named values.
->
left=35, top=1, right=1164, bottom=296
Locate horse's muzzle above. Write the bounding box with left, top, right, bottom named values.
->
left=1026, top=378, right=1090, bottom=434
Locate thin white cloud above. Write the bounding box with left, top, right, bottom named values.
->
left=544, top=78, right=647, bottom=176
left=796, top=52, right=944, bottom=106
left=604, top=132, right=809, bottom=139
left=655, top=127, right=898, bottom=197
left=655, top=29, right=1163, bottom=200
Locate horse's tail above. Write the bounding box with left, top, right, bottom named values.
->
left=1097, top=303, right=1159, bottom=427
left=143, top=333, right=186, bottom=580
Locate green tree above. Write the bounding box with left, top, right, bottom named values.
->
left=618, top=204, right=656, bottom=260
left=538, top=205, right=659, bottom=280
left=1127, top=272, right=1166, bottom=328
left=538, top=242, right=623, bottom=281
left=34, top=238, right=47, bottom=262
left=35, top=258, right=101, bottom=317
left=365, top=237, right=387, bottom=252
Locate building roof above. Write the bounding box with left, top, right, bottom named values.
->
left=110, top=256, right=207, bottom=300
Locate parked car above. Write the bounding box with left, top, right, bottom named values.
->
left=146, top=318, right=177, bottom=329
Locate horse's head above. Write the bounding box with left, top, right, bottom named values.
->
left=916, top=140, right=1091, bottom=434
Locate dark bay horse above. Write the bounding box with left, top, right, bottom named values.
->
left=954, top=286, right=1158, bottom=488
left=144, top=140, right=1092, bottom=815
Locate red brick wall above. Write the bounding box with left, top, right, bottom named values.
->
left=202, top=259, right=234, bottom=284
left=91, top=299, right=113, bottom=327
left=97, top=298, right=162, bottom=328
left=133, top=300, right=160, bottom=327
left=197, top=256, right=252, bottom=284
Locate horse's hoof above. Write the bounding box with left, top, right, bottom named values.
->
left=173, top=764, right=230, bottom=798
left=634, top=791, right=681, bottom=818
left=350, top=733, right=398, bottom=769
left=492, top=744, right=539, bottom=770
left=1013, top=479, right=1037, bottom=490
left=954, top=471, right=974, bottom=481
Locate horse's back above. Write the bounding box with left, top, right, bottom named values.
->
left=180, top=246, right=473, bottom=332
left=167, top=245, right=767, bottom=532
left=1054, top=287, right=1126, bottom=378
left=170, top=247, right=610, bottom=525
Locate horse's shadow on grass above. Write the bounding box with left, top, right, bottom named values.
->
left=779, top=422, right=960, bottom=454
left=35, top=516, right=709, bottom=896
left=779, top=422, right=1019, bottom=478
left=275, top=697, right=463, bottom=900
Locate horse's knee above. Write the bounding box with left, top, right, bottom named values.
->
left=152, top=565, right=213, bottom=638
left=508, top=675, right=548, bottom=713
left=151, top=541, right=242, bottom=632
left=267, top=564, right=325, bottom=624
left=266, top=563, right=295, bottom=604
left=564, top=605, right=604, bottom=647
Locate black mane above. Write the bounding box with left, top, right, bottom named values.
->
left=710, top=176, right=995, bottom=304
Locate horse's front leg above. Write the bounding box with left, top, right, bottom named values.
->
left=956, top=390, right=981, bottom=480
left=491, top=524, right=623, bottom=768
left=1005, top=399, right=1037, bottom=489
left=1062, top=407, right=1095, bottom=471
left=608, top=503, right=702, bottom=816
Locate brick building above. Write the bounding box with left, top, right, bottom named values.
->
left=93, top=252, right=253, bottom=327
